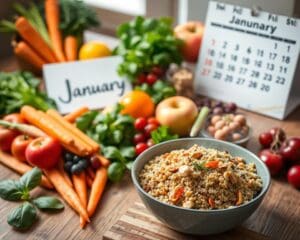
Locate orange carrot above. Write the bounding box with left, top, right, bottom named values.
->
left=0, top=150, right=53, bottom=189
left=44, top=168, right=89, bottom=222
left=87, top=167, right=107, bottom=217
left=208, top=198, right=215, bottom=208
left=14, top=41, right=46, bottom=71
left=86, top=174, right=93, bottom=188
left=87, top=167, right=95, bottom=180
left=47, top=109, right=99, bottom=153
left=58, top=159, right=73, bottom=188
left=45, top=0, right=66, bottom=62
left=64, top=35, right=78, bottom=61
left=0, top=120, right=46, bottom=137
left=72, top=173, right=87, bottom=207
left=97, top=154, right=111, bottom=168
left=236, top=190, right=243, bottom=205
left=15, top=17, right=57, bottom=63
left=205, top=160, right=219, bottom=169
left=64, top=107, right=89, bottom=123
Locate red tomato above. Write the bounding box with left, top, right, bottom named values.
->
left=147, top=117, right=160, bottom=126
left=11, top=135, right=33, bottom=162
left=0, top=128, right=19, bottom=152
left=151, top=66, right=163, bottom=77
left=146, top=73, right=158, bottom=85
left=258, top=132, right=273, bottom=148
left=134, top=133, right=146, bottom=144
left=3, top=113, right=25, bottom=124
left=137, top=73, right=147, bottom=84
left=134, top=117, right=147, bottom=130
left=258, top=149, right=283, bottom=176
left=287, top=165, right=300, bottom=188
left=280, top=137, right=300, bottom=161
left=135, top=143, right=148, bottom=155
left=144, top=123, right=158, bottom=138
left=25, top=137, right=61, bottom=169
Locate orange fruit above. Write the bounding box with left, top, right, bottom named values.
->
left=120, top=90, right=155, bottom=118
left=79, top=42, right=111, bottom=60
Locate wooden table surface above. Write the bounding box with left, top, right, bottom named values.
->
left=0, top=57, right=300, bottom=240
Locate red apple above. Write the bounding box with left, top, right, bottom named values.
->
left=25, top=137, right=61, bottom=169
left=155, top=96, right=198, bottom=136
left=11, top=135, right=33, bottom=162
left=174, top=21, right=204, bottom=62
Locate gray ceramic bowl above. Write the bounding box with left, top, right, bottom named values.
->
left=131, top=138, right=270, bottom=235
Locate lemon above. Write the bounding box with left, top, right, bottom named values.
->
left=79, top=42, right=111, bottom=60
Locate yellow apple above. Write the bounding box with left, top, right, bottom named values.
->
left=155, top=96, right=198, bottom=136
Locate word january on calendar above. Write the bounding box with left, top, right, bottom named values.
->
left=43, top=56, right=131, bottom=114
left=195, top=1, right=300, bottom=119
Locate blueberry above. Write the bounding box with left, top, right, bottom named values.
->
left=78, top=159, right=88, bottom=170
left=64, top=152, right=73, bottom=162
left=73, top=155, right=81, bottom=163
left=71, top=164, right=82, bottom=174
left=64, top=161, right=73, bottom=174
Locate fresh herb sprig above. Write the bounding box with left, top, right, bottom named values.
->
left=151, top=126, right=178, bottom=144
left=0, top=71, right=56, bottom=115
left=76, top=105, right=136, bottom=182
left=114, top=16, right=182, bottom=82
left=0, top=168, right=64, bottom=230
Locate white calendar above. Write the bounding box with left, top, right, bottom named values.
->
left=195, top=1, right=300, bottom=119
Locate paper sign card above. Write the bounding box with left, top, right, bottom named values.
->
left=43, top=56, right=131, bottom=114
left=195, top=1, right=300, bottom=119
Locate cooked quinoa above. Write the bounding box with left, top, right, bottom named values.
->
left=139, top=144, right=263, bottom=210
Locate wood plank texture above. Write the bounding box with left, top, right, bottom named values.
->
left=103, top=202, right=268, bottom=240
left=0, top=57, right=300, bottom=239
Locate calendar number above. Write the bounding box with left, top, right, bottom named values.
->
left=275, top=76, right=286, bottom=85
left=260, top=84, right=270, bottom=92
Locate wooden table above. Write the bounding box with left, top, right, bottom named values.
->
left=0, top=57, right=300, bottom=240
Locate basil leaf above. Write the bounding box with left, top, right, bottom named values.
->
left=7, top=202, right=37, bottom=230
left=76, top=111, right=98, bottom=131
left=102, top=146, right=125, bottom=163
left=108, top=162, right=126, bottom=182
left=125, top=161, right=134, bottom=170
left=113, top=115, right=134, bottom=126
left=0, top=180, right=23, bottom=201
left=33, top=196, right=64, bottom=211
left=120, top=146, right=136, bottom=159
left=20, top=167, right=42, bottom=191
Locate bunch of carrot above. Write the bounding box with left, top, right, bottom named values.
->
left=14, top=0, right=78, bottom=71
left=0, top=106, right=110, bottom=228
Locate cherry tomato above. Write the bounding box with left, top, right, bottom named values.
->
left=11, top=135, right=33, bottom=162
left=259, top=132, right=273, bottom=148
left=134, top=117, right=147, bottom=130
left=134, top=133, right=146, bottom=144
left=280, top=137, right=300, bottom=161
left=137, top=73, right=147, bottom=84
left=151, top=66, right=163, bottom=77
left=135, top=143, right=148, bottom=155
left=287, top=165, right=300, bottom=188
left=146, top=73, right=158, bottom=85
left=0, top=128, right=19, bottom=152
left=147, top=117, right=160, bottom=126
left=147, top=138, right=155, bottom=147
left=144, top=123, right=158, bottom=137
left=258, top=149, right=283, bottom=176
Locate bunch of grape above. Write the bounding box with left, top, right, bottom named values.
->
left=194, top=97, right=237, bottom=114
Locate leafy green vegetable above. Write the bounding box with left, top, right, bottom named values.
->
left=114, top=16, right=182, bottom=81
left=59, top=0, right=99, bottom=41
left=76, top=105, right=135, bottom=182
left=0, top=180, right=23, bottom=201
left=0, top=71, right=56, bottom=115
left=151, top=126, right=178, bottom=144
left=33, top=196, right=64, bottom=210
left=7, top=202, right=37, bottom=230
left=135, top=80, right=176, bottom=104
left=193, top=162, right=207, bottom=171
left=0, top=168, right=64, bottom=230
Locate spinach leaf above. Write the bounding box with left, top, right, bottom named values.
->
left=7, top=202, right=37, bottom=230
left=120, top=146, right=136, bottom=159
left=0, top=180, right=23, bottom=201
left=76, top=110, right=98, bottom=131
left=108, top=162, right=126, bottom=182
left=19, top=167, right=42, bottom=191
left=102, top=146, right=125, bottom=163
left=33, top=196, right=64, bottom=211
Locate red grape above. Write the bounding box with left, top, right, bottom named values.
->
left=151, top=66, right=163, bottom=76
left=134, top=133, right=146, bottom=144
left=137, top=73, right=147, bottom=84
left=134, top=117, right=147, bottom=130
left=258, top=149, right=283, bottom=176
left=146, top=73, right=158, bottom=85
left=259, top=132, right=274, bottom=148
left=280, top=137, right=300, bottom=161
left=90, top=155, right=101, bottom=169
left=135, top=143, right=148, bottom=155
left=287, top=165, right=300, bottom=188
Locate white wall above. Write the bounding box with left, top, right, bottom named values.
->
left=178, top=0, right=295, bottom=23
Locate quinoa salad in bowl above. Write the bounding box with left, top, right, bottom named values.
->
left=139, top=144, right=263, bottom=210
